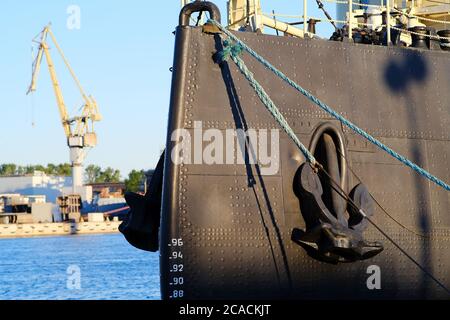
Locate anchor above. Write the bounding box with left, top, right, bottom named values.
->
left=292, top=163, right=383, bottom=263
left=291, top=128, right=383, bottom=264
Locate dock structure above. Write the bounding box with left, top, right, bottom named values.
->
left=0, top=220, right=121, bottom=239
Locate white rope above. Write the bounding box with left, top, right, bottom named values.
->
left=412, top=15, right=450, bottom=25
left=391, top=7, right=450, bottom=25
left=322, top=0, right=386, bottom=8
left=263, top=12, right=323, bottom=20
left=391, top=25, right=450, bottom=40
left=261, top=13, right=450, bottom=40
left=325, top=0, right=450, bottom=25
left=262, top=13, right=385, bottom=27
left=261, top=13, right=450, bottom=41
left=323, top=0, right=350, bottom=4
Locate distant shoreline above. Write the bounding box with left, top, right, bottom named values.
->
left=0, top=221, right=121, bottom=239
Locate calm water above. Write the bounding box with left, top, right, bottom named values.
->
left=0, top=233, right=161, bottom=300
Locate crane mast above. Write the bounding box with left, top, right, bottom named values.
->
left=27, top=24, right=102, bottom=194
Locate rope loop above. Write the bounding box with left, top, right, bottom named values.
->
left=217, top=39, right=244, bottom=63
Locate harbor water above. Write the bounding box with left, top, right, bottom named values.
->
left=0, top=233, right=160, bottom=300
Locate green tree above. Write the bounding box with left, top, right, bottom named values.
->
left=56, top=163, right=71, bottom=176
left=84, top=165, right=121, bottom=184
left=85, top=165, right=102, bottom=183
left=24, top=165, right=36, bottom=175
left=16, top=166, right=26, bottom=175
left=33, top=165, right=46, bottom=173
left=46, top=164, right=57, bottom=175
left=99, top=167, right=121, bottom=183
left=125, top=170, right=145, bottom=193
left=0, top=163, right=121, bottom=180
left=0, top=164, right=17, bottom=176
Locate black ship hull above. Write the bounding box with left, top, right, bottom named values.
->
left=155, top=20, right=450, bottom=299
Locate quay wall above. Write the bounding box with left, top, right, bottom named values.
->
left=0, top=221, right=121, bottom=238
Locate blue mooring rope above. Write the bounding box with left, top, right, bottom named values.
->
left=209, top=19, right=450, bottom=192
left=219, top=40, right=317, bottom=165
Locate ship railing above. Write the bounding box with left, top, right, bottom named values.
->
left=260, top=0, right=450, bottom=44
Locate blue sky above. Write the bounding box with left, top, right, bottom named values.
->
left=0, top=1, right=336, bottom=178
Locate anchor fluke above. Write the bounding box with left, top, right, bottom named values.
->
left=293, top=163, right=383, bottom=263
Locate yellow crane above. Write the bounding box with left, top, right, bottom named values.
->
left=27, top=24, right=102, bottom=194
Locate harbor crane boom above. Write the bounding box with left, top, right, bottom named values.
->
left=27, top=24, right=102, bottom=194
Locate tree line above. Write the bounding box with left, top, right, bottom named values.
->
left=85, top=166, right=146, bottom=192
left=0, top=163, right=147, bottom=193
left=0, top=163, right=71, bottom=177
